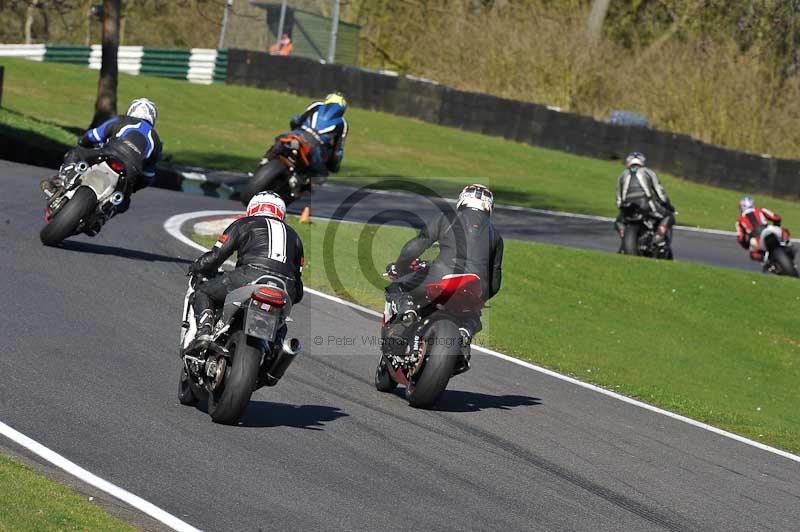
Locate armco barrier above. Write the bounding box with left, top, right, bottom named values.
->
left=226, top=49, right=800, bottom=198
left=0, top=43, right=45, bottom=60
left=0, top=44, right=226, bottom=85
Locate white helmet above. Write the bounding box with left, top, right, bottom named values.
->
left=126, top=98, right=158, bottom=126
left=246, top=191, right=286, bottom=220
left=456, top=184, right=494, bottom=213
left=625, top=151, right=646, bottom=168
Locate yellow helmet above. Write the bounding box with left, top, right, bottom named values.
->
left=324, top=92, right=347, bottom=109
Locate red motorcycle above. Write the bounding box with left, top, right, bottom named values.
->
left=241, top=131, right=320, bottom=206
left=375, top=261, right=480, bottom=408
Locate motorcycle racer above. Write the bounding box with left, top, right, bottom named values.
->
left=287, top=92, right=348, bottom=178
left=41, top=98, right=162, bottom=216
left=385, top=184, right=503, bottom=340
left=736, top=196, right=792, bottom=263
left=188, top=192, right=304, bottom=347
left=615, top=152, right=675, bottom=251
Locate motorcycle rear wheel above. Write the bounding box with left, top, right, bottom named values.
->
left=40, top=186, right=96, bottom=246
left=241, top=159, right=290, bottom=206
left=207, top=331, right=260, bottom=425
left=771, top=247, right=799, bottom=277
left=621, top=224, right=640, bottom=256
left=406, top=320, right=459, bottom=408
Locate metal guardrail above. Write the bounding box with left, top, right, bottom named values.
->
left=0, top=44, right=226, bottom=85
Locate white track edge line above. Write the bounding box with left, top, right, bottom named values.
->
left=0, top=420, right=201, bottom=532
left=165, top=210, right=800, bottom=464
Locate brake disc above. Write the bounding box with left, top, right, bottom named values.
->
left=206, top=356, right=227, bottom=391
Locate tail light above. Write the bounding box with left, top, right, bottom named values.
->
left=252, top=286, right=287, bottom=307
left=108, top=159, right=125, bottom=174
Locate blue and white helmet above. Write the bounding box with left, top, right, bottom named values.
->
left=739, top=196, right=755, bottom=213
left=126, top=98, right=158, bottom=126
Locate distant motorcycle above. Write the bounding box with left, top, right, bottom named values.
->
left=618, top=203, right=674, bottom=259
left=178, top=273, right=301, bottom=424
left=754, top=225, right=798, bottom=277
left=241, top=131, right=323, bottom=206
left=375, top=261, right=476, bottom=408
left=40, top=157, right=130, bottom=246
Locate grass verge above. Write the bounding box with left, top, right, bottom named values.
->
left=195, top=216, right=800, bottom=453
left=2, top=58, right=799, bottom=231
left=0, top=454, right=135, bottom=531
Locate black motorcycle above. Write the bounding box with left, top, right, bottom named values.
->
left=618, top=203, right=674, bottom=260
left=375, top=261, right=477, bottom=408
left=178, top=273, right=301, bottom=424
left=40, top=157, right=131, bottom=246
left=241, top=131, right=323, bottom=206
left=756, top=225, right=798, bottom=277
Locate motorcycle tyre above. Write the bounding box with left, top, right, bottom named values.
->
left=208, top=331, right=260, bottom=425
left=374, top=357, right=397, bottom=393
left=621, top=224, right=640, bottom=256
left=40, top=186, right=96, bottom=246
left=241, top=159, right=290, bottom=206
left=771, top=247, right=799, bottom=277
left=406, top=320, right=459, bottom=409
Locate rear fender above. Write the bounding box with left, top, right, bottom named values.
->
left=79, top=162, right=119, bottom=202
left=221, top=285, right=258, bottom=324
left=761, top=225, right=783, bottom=251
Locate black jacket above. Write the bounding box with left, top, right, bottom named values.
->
left=397, top=208, right=503, bottom=301
left=194, top=216, right=305, bottom=303
left=80, top=115, right=162, bottom=184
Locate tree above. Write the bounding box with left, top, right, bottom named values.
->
left=587, top=0, right=610, bottom=39
left=24, top=0, right=40, bottom=44
left=90, top=0, right=120, bottom=128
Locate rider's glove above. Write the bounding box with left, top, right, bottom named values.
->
left=289, top=115, right=302, bottom=129
left=409, top=258, right=428, bottom=272
left=385, top=263, right=400, bottom=280
left=188, top=261, right=205, bottom=277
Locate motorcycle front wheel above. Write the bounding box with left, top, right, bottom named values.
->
left=178, top=364, right=200, bottom=406
left=241, top=159, right=290, bottom=206
left=374, top=357, right=398, bottom=393
left=406, top=320, right=459, bottom=409
left=40, top=186, right=96, bottom=246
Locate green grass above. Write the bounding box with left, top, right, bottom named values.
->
left=0, top=108, right=75, bottom=147
left=197, top=216, right=800, bottom=453
left=1, top=57, right=798, bottom=230
left=0, top=454, right=135, bottom=531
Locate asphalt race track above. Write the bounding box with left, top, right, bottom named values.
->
left=292, top=184, right=758, bottom=272
left=1, top=160, right=799, bottom=531
left=191, top=172, right=762, bottom=272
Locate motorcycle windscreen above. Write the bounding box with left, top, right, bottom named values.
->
left=243, top=302, right=281, bottom=341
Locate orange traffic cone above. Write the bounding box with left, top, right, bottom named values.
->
left=299, top=206, right=311, bottom=224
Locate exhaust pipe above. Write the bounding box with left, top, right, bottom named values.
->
left=109, top=191, right=125, bottom=206
left=264, top=338, right=301, bottom=386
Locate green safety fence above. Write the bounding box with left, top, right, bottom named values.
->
left=30, top=45, right=228, bottom=84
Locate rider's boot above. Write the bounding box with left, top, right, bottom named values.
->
left=396, top=294, right=418, bottom=324
left=188, top=310, right=215, bottom=351
left=40, top=176, right=63, bottom=198
left=653, top=230, right=671, bottom=259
